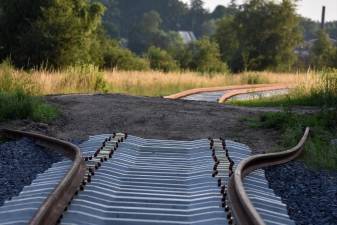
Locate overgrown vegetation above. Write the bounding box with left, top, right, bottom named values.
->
left=246, top=111, right=337, bottom=170
left=1, top=0, right=336, bottom=73
left=230, top=70, right=337, bottom=108
left=2, top=62, right=321, bottom=97
left=234, top=70, right=337, bottom=170
left=0, top=61, right=57, bottom=122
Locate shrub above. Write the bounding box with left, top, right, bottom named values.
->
left=188, top=38, right=229, bottom=74
left=240, top=72, right=270, bottom=84
left=146, top=46, right=179, bottom=72
left=0, top=60, right=40, bottom=95
left=0, top=90, right=58, bottom=122
left=254, top=111, right=337, bottom=170
left=102, top=41, right=150, bottom=71
left=59, top=64, right=109, bottom=93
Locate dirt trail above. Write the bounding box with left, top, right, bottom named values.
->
left=0, top=94, right=287, bottom=154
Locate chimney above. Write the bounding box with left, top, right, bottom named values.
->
left=321, top=6, right=326, bottom=29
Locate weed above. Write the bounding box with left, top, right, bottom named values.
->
left=249, top=111, right=337, bottom=170
left=0, top=90, right=58, bottom=122
left=231, top=70, right=337, bottom=108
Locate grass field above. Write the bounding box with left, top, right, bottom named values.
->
left=230, top=70, right=337, bottom=108
left=1, top=62, right=336, bottom=170
left=245, top=110, right=337, bottom=170
left=0, top=61, right=58, bottom=122
left=0, top=62, right=313, bottom=97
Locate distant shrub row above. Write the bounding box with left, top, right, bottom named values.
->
left=101, top=38, right=229, bottom=74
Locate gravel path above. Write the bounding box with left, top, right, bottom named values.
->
left=0, top=138, right=62, bottom=206
left=265, top=161, right=337, bottom=225
left=45, top=94, right=282, bottom=154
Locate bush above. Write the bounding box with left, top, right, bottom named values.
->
left=240, top=73, right=270, bottom=84
left=146, top=46, right=179, bottom=72
left=102, top=41, right=150, bottom=71
left=309, top=30, right=337, bottom=69
left=0, top=60, right=40, bottom=95
left=188, top=38, right=229, bottom=74
left=253, top=111, right=337, bottom=170
left=59, top=64, right=109, bottom=93
left=0, top=60, right=57, bottom=122
left=0, top=90, right=58, bottom=122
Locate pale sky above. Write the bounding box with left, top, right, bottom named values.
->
left=181, top=0, right=337, bottom=22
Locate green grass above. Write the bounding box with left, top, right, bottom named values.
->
left=228, top=94, right=324, bottom=107
left=245, top=110, right=337, bottom=170
left=0, top=60, right=58, bottom=123
left=0, top=91, right=58, bottom=123
left=230, top=70, right=337, bottom=108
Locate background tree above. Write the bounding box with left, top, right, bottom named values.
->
left=189, top=0, right=208, bottom=37
left=310, top=30, right=337, bottom=69
left=128, top=10, right=183, bottom=54
left=102, top=40, right=150, bottom=71
left=146, top=46, right=178, bottom=72
left=101, top=0, right=120, bottom=38
left=213, top=16, right=240, bottom=70
left=0, top=0, right=105, bottom=68
left=299, top=18, right=320, bottom=41
left=188, top=38, right=228, bottom=73
left=215, top=0, right=301, bottom=72
left=128, top=10, right=162, bottom=53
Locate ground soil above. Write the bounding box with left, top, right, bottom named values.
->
left=0, top=94, right=286, bottom=154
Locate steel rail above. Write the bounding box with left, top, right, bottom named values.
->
left=218, top=85, right=289, bottom=103
left=164, top=84, right=288, bottom=100
left=228, top=127, right=310, bottom=225
left=0, top=129, right=86, bottom=225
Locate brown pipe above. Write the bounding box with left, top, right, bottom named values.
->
left=227, top=127, right=310, bottom=225
left=0, top=129, right=86, bottom=225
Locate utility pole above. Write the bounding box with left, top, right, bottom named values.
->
left=321, top=6, right=326, bottom=30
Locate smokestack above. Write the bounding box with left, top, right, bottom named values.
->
left=321, top=6, right=326, bottom=29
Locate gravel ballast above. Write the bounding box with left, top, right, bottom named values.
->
left=0, top=138, right=62, bottom=206
left=265, top=161, right=337, bottom=225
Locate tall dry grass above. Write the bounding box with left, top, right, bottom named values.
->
left=1, top=64, right=319, bottom=97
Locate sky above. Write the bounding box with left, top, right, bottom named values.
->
left=181, top=0, right=337, bottom=22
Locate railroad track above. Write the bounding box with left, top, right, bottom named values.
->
left=0, top=127, right=309, bottom=225
left=164, top=84, right=290, bottom=103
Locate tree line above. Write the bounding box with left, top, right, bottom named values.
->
left=0, top=0, right=336, bottom=73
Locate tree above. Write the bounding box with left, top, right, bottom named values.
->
left=299, top=18, right=320, bottom=41
left=102, top=40, right=150, bottom=71
left=310, top=30, right=336, bottom=69
left=146, top=46, right=178, bottom=72
left=211, top=3, right=238, bottom=19
left=0, top=0, right=105, bottom=68
left=214, top=0, right=301, bottom=72
left=128, top=10, right=162, bottom=53
left=214, top=16, right=240, bottom=69
left=188, top=38, right=228, bottom=73
left=128, top=10, right=183, bottom=54
left=101, top=0, right=120, bottom=38
left=115, top=0, right=189, bottom=37
left=189, top=0, right=208, bottom=37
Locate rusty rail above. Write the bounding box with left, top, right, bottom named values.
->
left=164, top=84, right=288, bottom=100
left=0, top=129, right=86, bottom=225
left=218, top=85, right=289, bottom=103
left=227, top=127, right=310, bottom=225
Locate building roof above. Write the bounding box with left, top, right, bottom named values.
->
left=178, top=31, right=197, bottom=44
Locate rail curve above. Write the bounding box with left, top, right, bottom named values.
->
left=165, top=84, right=290, bottom=103
left=228, top=127, right=310, bottom=225
left=0, top=129, right=86, bottom=225
left=0, top=128, right=310, bottom=225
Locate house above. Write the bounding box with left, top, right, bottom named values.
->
left=178, top=31, right=197, bottom=44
